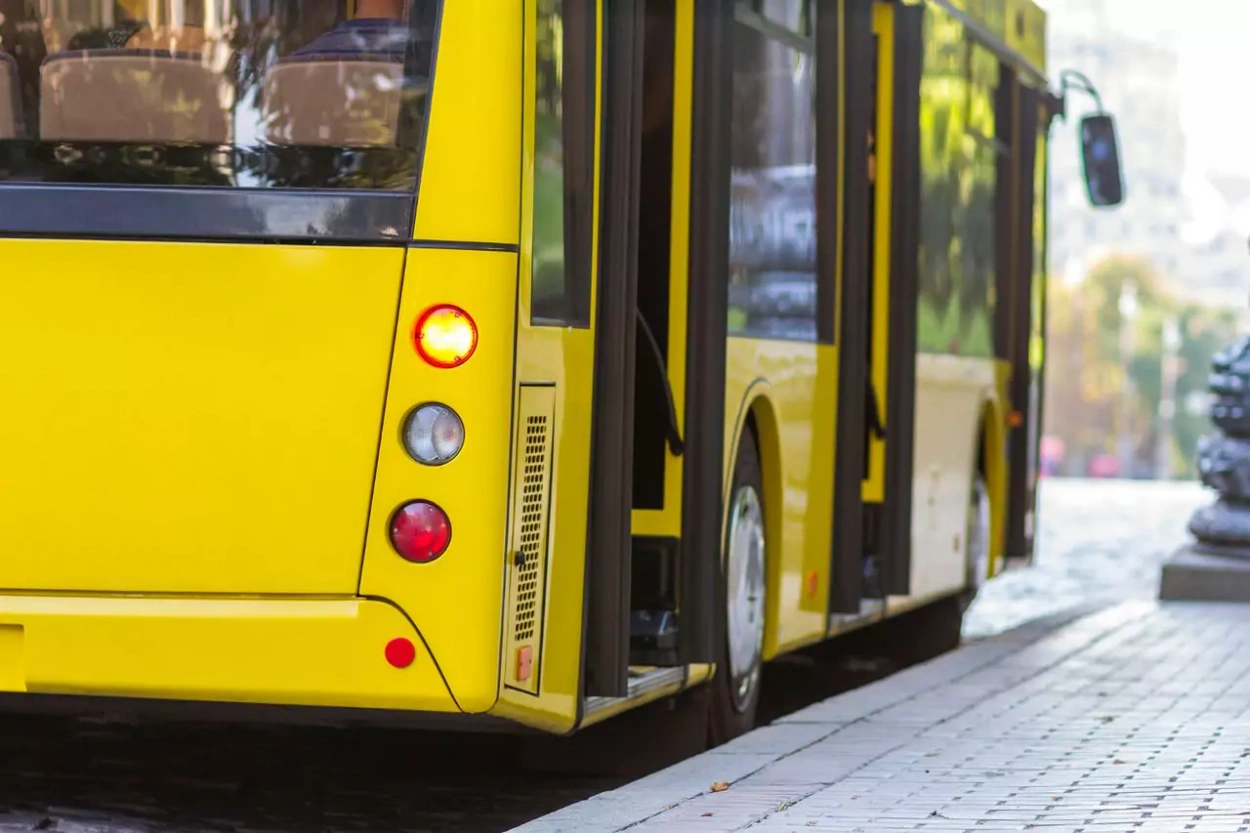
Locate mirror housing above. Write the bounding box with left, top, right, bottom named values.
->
left=1079, top=113, right=1124, bottom=207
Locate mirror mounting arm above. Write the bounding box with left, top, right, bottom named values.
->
left=1057, top=69, right=1105, bottom=118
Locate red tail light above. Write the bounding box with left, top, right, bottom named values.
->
left=390, top=501, right=452, bottom=563
left=413, top=305, right=477, bottom=368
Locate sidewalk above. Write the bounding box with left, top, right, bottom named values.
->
left=513, top=601, right=1250, bottom=832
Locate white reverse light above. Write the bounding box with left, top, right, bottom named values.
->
left=403, top=404, right=465, bottom=465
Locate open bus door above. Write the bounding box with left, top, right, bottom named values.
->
left=1000, top=81, right=1058, bottom=567
left=582, top=0, right=726, bottom=701
left=831, top=0, right=922, bottom=613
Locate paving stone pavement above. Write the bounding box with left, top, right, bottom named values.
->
left=963, top=478, right=1208, bottom=638
left=513, top=600, right=1250, bottom=833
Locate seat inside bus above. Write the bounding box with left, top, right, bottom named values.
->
left=0, top=53, right=19, bottom=139
left=261, top=57, right=404, bottom=147
left=40, top=49, right=228, bottom=144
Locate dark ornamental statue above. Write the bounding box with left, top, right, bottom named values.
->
left=1189, top=336, right=1250, bottom=548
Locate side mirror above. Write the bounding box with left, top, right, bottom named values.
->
left=1080, top=113, right=1124, bottom=207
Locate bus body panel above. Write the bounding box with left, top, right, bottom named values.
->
left=897, top=353, right=997, bottom=606
left=0, top=239, right=402, bottom=595
left=724, top=338, right=837, bottom=661
left=411, top=0, right=523, bottom=246
left=359, top=248, right=519, bottom=716
left=0, top=594, right=457, bottom=712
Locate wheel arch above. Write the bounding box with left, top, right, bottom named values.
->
left=723, top=387, right=784, bottom=661
left=977, top=390, right=1008, bottom=578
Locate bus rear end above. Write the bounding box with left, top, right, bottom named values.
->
left=0, top=0, right=523, bottom=721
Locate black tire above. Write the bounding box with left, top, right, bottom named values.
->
left=709, top=428, right=766, bottom=746
left=959, top=469, right=991, bottom=613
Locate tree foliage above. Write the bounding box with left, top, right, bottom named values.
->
left=1043, top=254, right=1240, bottom=477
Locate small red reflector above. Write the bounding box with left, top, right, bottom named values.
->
left=386, top=638, right=416, bottom=669
left=1008, top=410, right=1023, bottom=428
left=516, top=646, right=533, bottom=682
left=414, top=305, right=478, bottom=368
left=390, top=500, right=452, bottom=563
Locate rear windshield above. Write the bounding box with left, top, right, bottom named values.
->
left=0, top=0, right=436, bottom=190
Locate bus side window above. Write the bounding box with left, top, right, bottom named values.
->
left=40, top=51, right=227, bottom=145
left=0, top=53, right=19, bottom=139
left=263, top=58, right=405, bottom=148
left=531, top=0, right=595, bottom=327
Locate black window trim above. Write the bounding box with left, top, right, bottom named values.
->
left=0, top=0, right=445, bottom=245
left=530, top=0, right=598, bottom=328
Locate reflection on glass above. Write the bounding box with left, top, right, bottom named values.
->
left=0, top=53, right=19, bottom=138
left=915, top=7, right=999, bottom=357
left=0, top=0, right=436, bottom=189
left=531, top=0, right=565, bottom=320
left=728, top=17, right=817, bottom=341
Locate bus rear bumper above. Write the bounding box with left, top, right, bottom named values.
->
left=0, top=594, right=460, bottom=714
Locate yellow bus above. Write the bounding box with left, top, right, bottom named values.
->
left=0, top=0, right=1120, bottom=739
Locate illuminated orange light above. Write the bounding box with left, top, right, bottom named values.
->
left=414, top=305, right=478, bottom=368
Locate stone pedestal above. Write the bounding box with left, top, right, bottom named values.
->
left=1160, top=543, right=1250, bottom=602
left=1165, top=336, right=1250, bottom=600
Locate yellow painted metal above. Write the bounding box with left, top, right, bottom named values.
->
left=0, top=0, right=1060, bottom=730
left=941, top=0, right=1046, bottom=73
left=904, top=354, right=998, bottom=600
left=724, top=341, right=837, bottom=661
left=862, top=1, right=894, bottom=506
left=0, top=595, right=457, bottom=711
left=0, top=238, right=399, bottom=595
left=359, top=6, right=523, bottom=719
left=413, top=0, right=522, bottom=245
left=982, top=365, right=1008, bottom=578
left=493, top=0, right=602, bottom=735
left=359, top=248, right=518, bottom=716
left=502, top=386, right=557, bottom=696
left=631, top=0, right=695, bottom=542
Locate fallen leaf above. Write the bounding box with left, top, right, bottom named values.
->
left=711, top=782, right=730, bottom=792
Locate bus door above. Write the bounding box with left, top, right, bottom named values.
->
left=829, top=0, right=876, bottom=615
left=579, top=0, right=725, bottom=701
left=862, top=0, right=922, bottom=599
left=999, top=78, right=1051, bottom=566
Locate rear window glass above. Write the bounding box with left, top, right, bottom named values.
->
left=0, top=0, right=436, bottom=189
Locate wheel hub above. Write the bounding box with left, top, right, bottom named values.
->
left=726, top=485, right=765, bottom=712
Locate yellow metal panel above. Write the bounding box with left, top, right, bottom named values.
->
left=900, top=354, right=996, bottom=602
left=0, top=239, right=400, bottom=595
left=1004, top=0, right=1046, bottom=71
left=494, top=0, right=601, bottom=734
left=0, top=595, right=458, bottom=711
left=503, top=386, right=556, bottom=696
left=359, top=248, right=518, bottom=715
left=413, top=1, right=522, bottom=244
left=863, top=1, right=893, bottom=505
left=983, top=363, right=1009, bottom=578
left=724, top=339, right=834, bottom=660
left=631, top=0, right=695, bottom=541
left=0, top=626, right=23, bottom=693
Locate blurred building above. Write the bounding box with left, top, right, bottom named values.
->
left=1044, top=0, right=1187, bottom=286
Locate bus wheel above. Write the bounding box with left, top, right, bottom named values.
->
left=960, top=470, right=991, bottom=613
left=710, top=430, right=766, bottom=745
